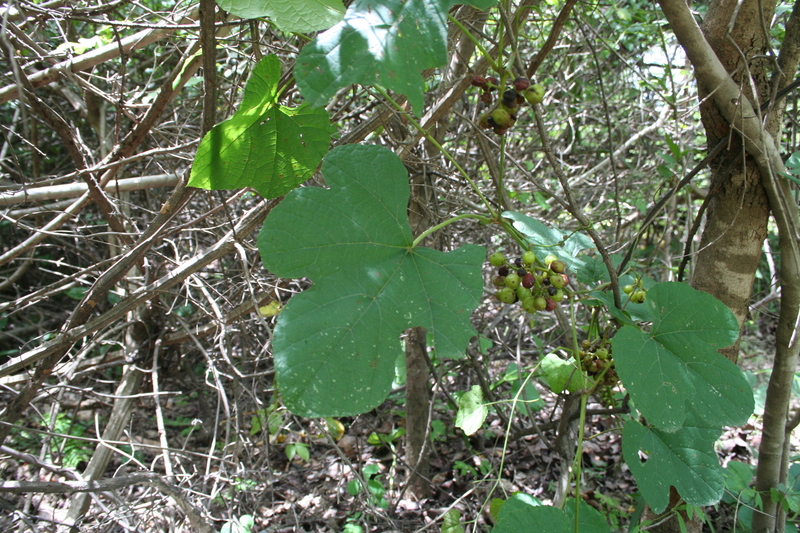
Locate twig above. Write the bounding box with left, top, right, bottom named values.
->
left=0, top=473, right=216, bottom=533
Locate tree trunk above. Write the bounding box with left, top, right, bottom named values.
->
left=651, top=0, right=779, bottom=530
left=690, top=0, right=775, bottom=361
left=404, top=326, right=432, bottom=498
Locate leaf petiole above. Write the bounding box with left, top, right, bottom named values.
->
left=411, top=213, right=492, bottom=248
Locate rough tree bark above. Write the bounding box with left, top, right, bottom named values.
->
left=654, top=0, right=800, bottom=531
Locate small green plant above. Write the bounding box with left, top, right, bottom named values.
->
left=219, top=514, right=254, bottom=533
left=347, top=464, right=389, bottom=509
left=285, top=442, right=310, bottom=462
left=45, top=413, right=92, bottom=469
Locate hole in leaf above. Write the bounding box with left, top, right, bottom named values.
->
left=638, top=449, right=649, bottom=464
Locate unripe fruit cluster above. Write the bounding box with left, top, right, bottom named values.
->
left=622, top=281, right=647, bottom=304
left=471, top=75, right=545, bottom=136
left=490, top=251, right=569, bottom=314
left=578, top=339, right=618, bottom=386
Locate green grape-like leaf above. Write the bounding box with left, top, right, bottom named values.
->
left=537, top=353, right=588, bottom=394
left=622, top=414, right=724, bottom=513
left=564, top=499, right=612, bottom=533
left=258, top=144, right=484, bottom=417
left=455, top=385, right=487, bottom=435
left=501, top=211, right=594, bottom=271
left=189, top=55, right=332, bottom=198
left=294, top=0, right=496, bottom=115
left=442, top=509, right=465, bottom=533
left=492, top=495, right=570, bottom=533
left=216, top=0, right=344, bottom=32
left=612, top=282, right=753, bottom=431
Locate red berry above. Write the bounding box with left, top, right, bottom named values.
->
left=513, top=77, right=530, bottom=91
left=545, top=298, right=557, bottom=311
left=471, top=75, right=487, bottom=88
left=522, top=273, right=535, bottom=289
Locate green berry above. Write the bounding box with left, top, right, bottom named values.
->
left=522, top=250, right=536, bottom=265
left=496, top=287, right=516, bottom=304
left=631, top=290, right=647, bottom=304
left=492, top=106, right=512, bottom=128
left=622, top=284, right=635, bottom=295
left=504, top=273, right=521, bottom=289
left=595, top=348, right=609, bottom=360
left=533, top=296, right=547, bottom=311
left=516, top=286, right=532, bottom=301
left=550, top=260, right=566, bottom=274
left=489, top=252, right=506, bottom=267
left=524, top=83, right=545, bottom=105
left=544, top=254, right=558, bottom=266
left=521, top=297, right=538, bottom=313
left=549, top=275, right=566, bottom=289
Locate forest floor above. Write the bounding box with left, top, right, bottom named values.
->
left=0, top=315, right=784, bottom=533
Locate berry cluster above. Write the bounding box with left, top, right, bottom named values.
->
left=623, top=281, right=647, bottom=303
left=489, top=251, right=568, bottom=313
left=578, top=339, right=618, bottom=386
left=471, top=76, right=545, bottom=135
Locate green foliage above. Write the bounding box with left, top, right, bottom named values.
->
left=441, top=509, right=465, bottom=533
left=189, top=55, right=332, bottom=198
left=537, top=353, right=587, bottom=394
left=285, top=442, right=310, bottom=462
left=45, top=413, right=92, bottom=469
left=258, top=144, right=484, bottom=417
left=455, top=385, right=487, bottom=435
left=216, top=0, right=344, bottom=32
left=613, top=282, right=753, bottom=431
left=347, top=464, right=389, bottom=509
left=294, top=0, right=496, bottom=114
left=491, top=494, right=611, bottom=533
left=220, top=514, right=255, bottom=533
left=622, top=413, right=724, bottom=513
left=501, top=211, right=594, bottom=272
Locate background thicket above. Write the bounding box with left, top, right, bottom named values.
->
left=0, top=0, right=798, bottom=531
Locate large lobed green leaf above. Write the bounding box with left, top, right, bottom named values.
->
left=216, top=0, right=345, bottom=32
left=189, top=55, right=332, bottom=198
left=622, top=414, right=724, bottom=513
left=501, top=211, right=594, bottom=272
left=612, top=282, right=753, bottom=431
left=294, top=0, right=497, bottom=115
left=492, top=494, right=610, bottom=533
left=258, top=144, right=484, bottom=417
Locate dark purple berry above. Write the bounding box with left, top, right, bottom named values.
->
left=498, top=266, right=510, bottom=276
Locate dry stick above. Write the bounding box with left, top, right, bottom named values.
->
left=151, top=339, right=174, bottom=483
left=62, top=364, right=145, bottom=528
left=11, top=71, right=134, bottom=247
left=0, top=28, right=206, bottom=269
left=0, top=34, right=227, bottom=448
left=0, top=198, right=275, bottom=445
left=0, top=473, right=215, bottom=533
left=526, top=0, right=578, bottom=79
left=0, top=173, right=181, bottom=207
left=0, top=7, right=200, bottom=105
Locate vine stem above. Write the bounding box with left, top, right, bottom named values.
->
left=447, top=14, right=505, bottom=75
left=410, top=213, right=491, bottom=248
left=373, top=86, right=499, bottom=220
